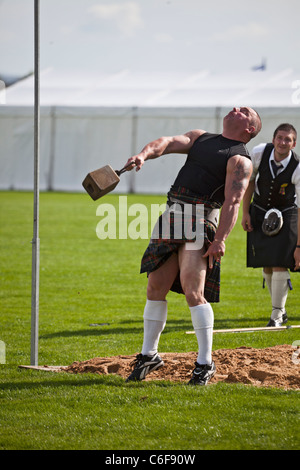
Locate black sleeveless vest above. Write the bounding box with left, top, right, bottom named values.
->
left=253, top=143, right=298, bottom=210
left=172, top=133, right=250, bottom=204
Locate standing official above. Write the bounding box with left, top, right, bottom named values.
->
left=242, top=123, right=300, bottom=326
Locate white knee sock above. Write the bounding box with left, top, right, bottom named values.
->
left=190, top=303, right=214, bottom=365
left=141, top=299, right=168, bottom=356
left=263, top=270, right=272, bottom=296
left=271, top=271, right=290, bottom=320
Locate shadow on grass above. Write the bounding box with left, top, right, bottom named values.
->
left=38, top=315, right=298, bottom=339
left=1, top=372, right=177, bottom=391
left=40, top=319, right=188, bottom=339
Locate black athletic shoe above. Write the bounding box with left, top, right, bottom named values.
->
left=266, top=312, right=288, bottom=327
left=126, top=353, right=164, bottom=382
left=188, top=361, right=216, bottom=386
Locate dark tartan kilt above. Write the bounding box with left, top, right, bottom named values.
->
left=140, top=187, right=221, bottom=303
left=247, top=203, right=299, bottom=271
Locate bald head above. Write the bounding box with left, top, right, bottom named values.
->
left=223, top=107, right=262, bottom=143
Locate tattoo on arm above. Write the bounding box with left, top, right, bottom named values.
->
left=231, top=161, right=251, bottom=192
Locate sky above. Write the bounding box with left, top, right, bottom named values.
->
left=0, top=0, right=300, bottom=79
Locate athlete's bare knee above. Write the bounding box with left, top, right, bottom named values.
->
left=180, top=270, right=206, bottom=306
left=182, top=275, right=206, bottom=305
left=147, top=275, right=169, bottom=301
left=146, top=254, right=179, bottom=300
left=184, top=289, right=206, bottom=307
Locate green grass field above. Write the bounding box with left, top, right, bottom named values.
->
left=0, top=191, right=299, bottom=451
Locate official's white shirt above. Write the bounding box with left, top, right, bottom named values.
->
left=250, top=143, right=300, bottom=208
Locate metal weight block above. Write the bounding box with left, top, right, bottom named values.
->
left=82, top=162, right=134, bottom=200
left=82, top=165, right=121, bottom=200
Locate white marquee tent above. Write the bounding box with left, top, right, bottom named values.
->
left=1, top=67, right=300, bottom=194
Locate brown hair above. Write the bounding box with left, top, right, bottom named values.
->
left=273, top=123, right=297, bottom=141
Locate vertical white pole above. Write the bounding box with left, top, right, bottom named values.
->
left=31, top=0, right=40, bottom=366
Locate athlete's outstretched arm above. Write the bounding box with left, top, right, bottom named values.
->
left=125, top=130, right=206, bottom=171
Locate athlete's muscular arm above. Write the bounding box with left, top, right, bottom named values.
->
left=125, top=129, right=206, bottom=171
left=203, top=155, right=253, bottom=268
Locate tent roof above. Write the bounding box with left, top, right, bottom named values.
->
left=2, top=67, right=300, bottom=108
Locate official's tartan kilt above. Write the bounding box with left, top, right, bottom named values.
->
left=140, top=187, right=222, bottom=303
left=247, top=203, right=299, bottom=271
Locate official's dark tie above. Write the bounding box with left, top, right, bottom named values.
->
left=271, top=160, right=283, bottom=177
